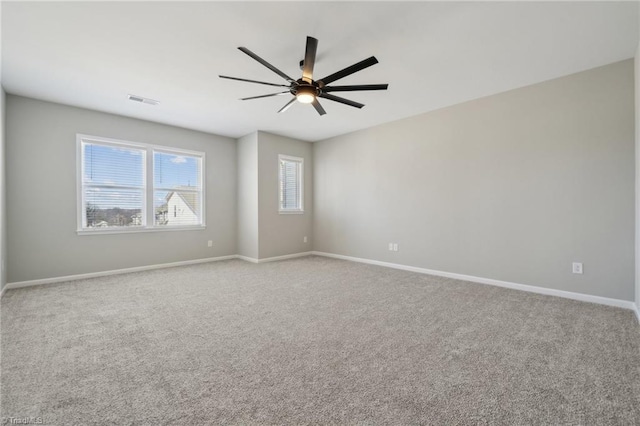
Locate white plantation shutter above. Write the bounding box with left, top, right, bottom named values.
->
left=279, top=155, right=303, bottom=212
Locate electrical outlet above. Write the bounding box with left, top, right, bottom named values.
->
left=393, top=243, right=398, bottom=251
left=303, top=236, right=308, bottom=243
left=207, top=240, right=213, bottom=248
left=572, top=262, right=583, bottom=274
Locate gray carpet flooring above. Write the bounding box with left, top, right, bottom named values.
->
left=1, top=256, right=639, bottom=425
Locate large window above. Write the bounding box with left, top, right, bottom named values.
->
left=278, top=154, right=303, bottom=213
left=78, top=135, right=204, bottom=233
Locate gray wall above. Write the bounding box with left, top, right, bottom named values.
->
left=6, top=95, right=237, bottom=283
left=257, top=131, right=313, bottom=258
left=314, top=60, right=635, bottom=301
left=0, top=0, right=5, bottom=291
left=0, top=87, right=5, bottom=291
left=237, top=132, right=259, bottom=259
left=636, top=38, right=640, bottom=310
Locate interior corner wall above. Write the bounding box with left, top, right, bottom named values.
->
left=0, top=87, right=6, bottom=292
left=636, top=41, right=640, bottom=310
left=314, top=59, right=635, bottom=301
left=6, top=95, right=237, bottom=283
left=237, top=132, right=259, bottom=259
left=257, top=131, right=313, bottom=259
left=0, top=0, right=5, bottom=293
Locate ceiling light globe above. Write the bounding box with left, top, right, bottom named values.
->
left=296, top=85, right=317, bottom=104
left=296, top=93, right=315, bottom=104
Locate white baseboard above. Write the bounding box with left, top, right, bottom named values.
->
left=4, top=255, right=238, bottom=292
left=3, top=250, right=638, bottom=318
left=237, top=252, right=313, bottom=264
left=256, top=251, right=313, bottom=263
left=2, top=252, right=315, bottom=294
left=311, top=251, right=636, bottom=311
left=236, top=255, right=259, bottom=263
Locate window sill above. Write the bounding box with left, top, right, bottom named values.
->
left=77, top=225, right=206, bottom=235
left=278, top=210, right=304, bottom=215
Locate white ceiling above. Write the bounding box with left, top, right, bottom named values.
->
left=1, top=1, right=638, bottom=142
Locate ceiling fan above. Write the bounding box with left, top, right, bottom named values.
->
left=219, top=36, right=388, bottom=116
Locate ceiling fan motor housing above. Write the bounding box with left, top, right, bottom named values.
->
left=292, top=80, right=320, bottom=98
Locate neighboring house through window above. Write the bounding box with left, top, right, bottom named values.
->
left=279, top=154, right=303, bottom=213
left=165, top=190, right=199, bottom=226
left=77, top=134, right=205, bottom=233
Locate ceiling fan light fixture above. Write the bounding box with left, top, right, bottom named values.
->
left=221, top=36, right=388, bottom=116
left=296, top=86, right=316, bottom=104
left=296, top=93, right=315, bottom=104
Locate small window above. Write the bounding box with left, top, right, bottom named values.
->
left=278, top=155, right=303, bottom=213
left=78, top=134, right=205, bottom=233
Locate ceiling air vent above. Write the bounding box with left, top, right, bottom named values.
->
left=128, top=94, right=160, bottom=105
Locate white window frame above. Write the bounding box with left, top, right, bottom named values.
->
left=278, top=154, right=304, bottom=214
left=76, top=134, right=206, bottom=234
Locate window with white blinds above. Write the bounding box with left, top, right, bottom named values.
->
left=278, top=155, right=304, bottom=213
left=77, top=135, right=205, bottom=233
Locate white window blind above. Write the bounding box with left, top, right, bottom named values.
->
left=279, top=155, right=303, bottom=213
left=78, top=135, right=205, bottom=233
left=82, top=142, right=146, bottom=228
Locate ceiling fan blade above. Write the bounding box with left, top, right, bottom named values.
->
left=241, top=91, right=290, bottom=101
left=238, top=47, right=295, bottom=83
left=323, top=84, right=388, bottom=92
left=319, top=93, right=364, bottom=109
left=219, top=75, right=290, bottom=88
left=311, top=98, right=326, bottom=116
left=302, top=36, right=318, bottom=83
left=317, top=56, right=379, bottom=86
left=278, top=97, right=297, bottom=113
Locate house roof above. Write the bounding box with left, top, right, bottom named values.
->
left=166, top=190, right=198, bottom=215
